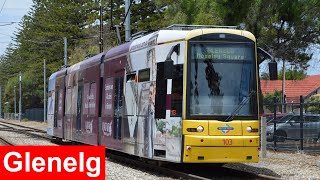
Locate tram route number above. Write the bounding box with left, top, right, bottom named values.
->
left=222, top=139, right=232, bottom=145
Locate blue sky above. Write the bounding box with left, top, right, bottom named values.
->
left=0, top=0, right=33, bottom=56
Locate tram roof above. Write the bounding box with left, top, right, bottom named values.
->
left=129, top=28, right=255, bottom=52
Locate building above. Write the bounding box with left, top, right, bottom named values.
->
left=260, top=75, right=320, bottom=103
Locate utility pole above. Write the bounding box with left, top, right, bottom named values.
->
left=19, top=72, right=22, bottom=121
left=282, top=60, right=286, bottom=113
left=125, top=0, right=131, bottom=42
left=44, top=59, right=46, bottom=123
left=64, top=37, right=68, bottom=67
left=99, top=0, right=104, bottom=53
left=14, top=86, right=16, bottom=120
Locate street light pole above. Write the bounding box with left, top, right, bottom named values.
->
left=64, top=37, right=67, bottom=67
left=19, top=72, right=22, bottom=121
left=282, top=60, right=286, bottom=113
left=14, top=86, right=16, bottom=120
left=44, top=59, right=46, bottom=122
left=125, top=0, right=131, bottom=42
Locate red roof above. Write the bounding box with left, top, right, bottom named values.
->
left=260, top=75, right=320, bottom=102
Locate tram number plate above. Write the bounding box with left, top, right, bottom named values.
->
left=222, top=139, right=232, bottom=145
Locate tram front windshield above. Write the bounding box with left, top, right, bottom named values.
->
left=187, top=42, right=257, bottom=119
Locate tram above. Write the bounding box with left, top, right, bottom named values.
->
left=47, top=25, right=260, bottom=163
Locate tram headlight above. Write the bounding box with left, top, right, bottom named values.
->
left=197, top=126, right=204, bottom=132
left=246, top=126, right=258, bottom=133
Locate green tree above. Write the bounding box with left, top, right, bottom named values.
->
left=305, top=96, right=320, bottom=114
left=261, top=68, right=308, bottom=80
left=278, top=69, right=308, bottom=80
left=0, top=0, right=99, bottom=112
left=263, top=90, right=282, bottom=112
left=245, top=0, right=320, bottom=68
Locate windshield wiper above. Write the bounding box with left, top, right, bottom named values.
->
left=224, top=90, right=256, bottom=122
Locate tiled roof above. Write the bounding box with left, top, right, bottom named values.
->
left=260, top=75, right=320, bottom=102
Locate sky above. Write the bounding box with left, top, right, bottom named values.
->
left=0, top=0, right=33, bottom=56
left=0, top=0, right=318, bottom=75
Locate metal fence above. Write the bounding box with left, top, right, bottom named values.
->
left=3, top=108, right=44, bottom=121
left=3, top=113, right=19, bottom=120
left=262, top=96, right=320, bottom=153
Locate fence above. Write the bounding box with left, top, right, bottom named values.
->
left=262, top=96, right=320, bottom=153
left=3, top=108, right=44, bottom=121
left=3, top=113, right=19, bottom=120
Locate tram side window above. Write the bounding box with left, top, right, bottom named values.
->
left=139, top=68, right=150, bottom=82
left=113, top=77, right=124, bottom=140
left=171, top=64, right=183, bottom=117
left=65, top=88, right=72, bottom=115
left=126, top=73, right=136, bottom=82
left=54, top=89, right=59, bottom=127
left=76, top=82, right=83, bottom=130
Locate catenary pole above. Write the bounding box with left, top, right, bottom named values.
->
left=64, top=37, right=67, bottom=67
left=19, top=72, right=22, bottom=121
left=99, top=0, right=104, bottom=53
left=125, top=0, right=131, bottom=42
left=44, top=59, right=46, bottom=122
left=14, top=86, right=16, bottom=120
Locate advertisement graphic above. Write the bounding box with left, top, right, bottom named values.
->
left=0, top=146, right=105, bottom=180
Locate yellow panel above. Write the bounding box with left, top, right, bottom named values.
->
left=183, top=146, right=259, bottom=163
left=208, top=120, right=242, bottom=136
left=243, top=136, right=260, bottom=146
left=185, top=135, right=244, bottom=147
left=186, top=29, right=256, bottom=42
left=242, top=121, right=260, bottom=136
left=182, top=120, right=208, bottom=136
left=182, top=42, right=188, bottom=120
left=185, top=29, right=203, bottom=40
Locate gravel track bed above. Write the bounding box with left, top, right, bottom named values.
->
left=1, top=119, right=319, bottom=179
left=105, top=159, right=175, bottom=180
left=0, top=124, right=55, bottom=146
left=226, top=151, right=320, bottom=179
left=0, top=119, right=47, bottom=131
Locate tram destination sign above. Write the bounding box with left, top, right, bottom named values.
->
left=193, top=46, right=250, bottom=61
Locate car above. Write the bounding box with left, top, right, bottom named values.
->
left=266, top=113, right=320, bottom=142
left=261, top=113, right=287, bottom=125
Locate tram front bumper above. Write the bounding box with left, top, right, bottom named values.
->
left=183, top=135, right=259, bottom=163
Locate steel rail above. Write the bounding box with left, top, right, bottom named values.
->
left=107, top=153, right=211, bottom=180
left=0, top=122, right=51, bottom=142
left=0, top=136, right=14, bottom=146
left=0, top=120, right=46, bottom=133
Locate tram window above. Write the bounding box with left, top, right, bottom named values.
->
left=54, top=90, right=59, bottom=128
left=138, top=68, right=150, bottom=82
left=76, top=82, right=83, bottom=130
left=65, top=88, right=72, bottom=115
left=113, top=77, right=124, bottom=140
left=126, top=73, right=136, bottom=82
left=171, top=64, right=183, bottom=117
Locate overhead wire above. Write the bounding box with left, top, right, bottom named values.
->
left=0, top=0, right=7, bottom=15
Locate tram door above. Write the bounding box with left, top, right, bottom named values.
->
left=113, top=70, right=124, bottom=141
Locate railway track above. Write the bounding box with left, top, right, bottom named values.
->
left=0, top=136, right=14, bottom=146
left=107, top=150, right=283, bottom=180
left=0, top=120, right=46, bottom=133
left=108, top=152, right=210, bottom=180
left=0, top=121, right=52, bottom=142
left=0, top=120, right=283, bottom=179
